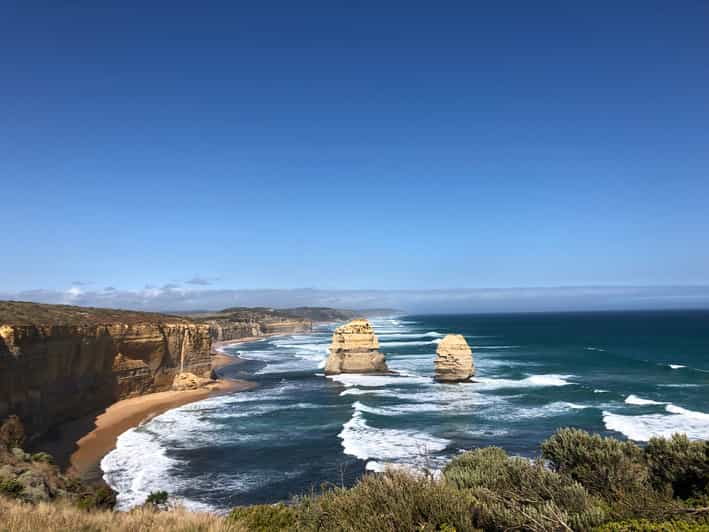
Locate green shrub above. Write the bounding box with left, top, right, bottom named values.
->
left=444, top=446, right=605, bottom=531
left=297, top=470, right=481, bottom=532
left=541, top=428, right=648, bottom=497
left=229, top=503, right=298, bottom=531
left=145, top=490, right=169, bottom=509
left=76, top=485, right=117, bottom=511
left=645, top=434, right=709, bottom=500
left=0, top=478, right=23, bottom=498
left=594, top=518, right=709, bottom=531
left=31, top=452, right=54, bottom=464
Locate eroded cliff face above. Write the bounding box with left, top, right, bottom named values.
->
left=324, top=318, right=389, bottom=374
left=207, top=316, right=312, bottom=342
left=0, top=313, right=211, bottom=440
left=0, top=301, right=317, bottom=441
left=434, top=334, right=474, bottom=382
left=208, top=321, right=261, bottom=342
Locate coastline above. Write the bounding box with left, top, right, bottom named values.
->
left=68, top=333, right=296, bottom=483
left=69, top=378, right=256, bottom=482
left=210, top=333, right=285, bottom=369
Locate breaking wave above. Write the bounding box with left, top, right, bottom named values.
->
left=338, top=406, right=450, bottom=470
left=474, top=374, right=575, bottom=390
left=625, top=394, right=664, bottom=406
left=603, top=404, right=709, bottom=441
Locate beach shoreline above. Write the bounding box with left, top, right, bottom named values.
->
left=68, top=378, right=257, bottom=482
left=210, top=333, right=287, bottom=369
left=32, top=331, right=310, bottom=485
left=67, top=333, right=296, bottom=483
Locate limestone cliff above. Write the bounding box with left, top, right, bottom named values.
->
left=0, top=302, right=211, bottom=441
left=324, top=318, right=388, bottom=374
left=196, top=308, right=312, bottom=343
left=434, top=334, right=474, bottom=382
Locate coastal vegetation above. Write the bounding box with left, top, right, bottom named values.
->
left=1, top=413, right=707, bottom=531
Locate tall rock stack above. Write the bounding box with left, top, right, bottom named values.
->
left=434, top=334, right=474, bottom=382
left=324, top=318, right=389, bottom=374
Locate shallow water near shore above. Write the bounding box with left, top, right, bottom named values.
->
left=102, top=310, right=709, bottom=511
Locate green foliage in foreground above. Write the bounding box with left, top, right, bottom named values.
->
left=229, top=503, right=299, bottom=531
left=0, top=478, right=24, bottom=498
left=224, top=429, right=709, bottom=532
left=645, top=434, right=709, bottom=499
left=3, top=423, right=708, bottom=531
left=297, top=470, right=480, bottom=532
left=76, top=485, right=118, bottom=511
left=145, top=490, right=170, bottom=509
left=444, top=446, right=605, bottom=530
left=594, top=519, right=709, bottom=531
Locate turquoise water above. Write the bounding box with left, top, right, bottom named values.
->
left=102, top=311, right=709, bottom=511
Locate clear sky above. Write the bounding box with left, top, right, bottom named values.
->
left=1, top=2, right=708, bottom=310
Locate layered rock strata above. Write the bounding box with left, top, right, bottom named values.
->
left=0, top=302, right=211, bottom=441
left=206, top=316, right=311, bottom=342
left=434, top=334, right=474, bottom=382
left=324, top=318, right=388, bottom=374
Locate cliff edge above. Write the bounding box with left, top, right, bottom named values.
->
left=0, top=301, right=212, bottom=441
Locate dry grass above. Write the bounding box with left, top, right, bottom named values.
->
left=0, top=497, right=243, bottom=532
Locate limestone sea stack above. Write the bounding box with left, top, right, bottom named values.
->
left=324, top=318, right=389, bottom=374
left=434, top=334, right=474, bottom=382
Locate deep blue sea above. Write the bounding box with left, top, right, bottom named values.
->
left=102, top=311, right=709, bottom=511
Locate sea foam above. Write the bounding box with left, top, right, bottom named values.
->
left=327, top=373, right=432, bottom=388
left=625, top=394, right=664, bottom=406
left=338, top=407, right=450, bottom=468
left=473, top=374, right=574, bottom=390
left=603, top=404, right=709, bottom=441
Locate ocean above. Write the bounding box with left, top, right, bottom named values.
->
left=102, top=310, right=709, bottom=512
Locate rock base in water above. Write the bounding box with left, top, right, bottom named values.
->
left=324, top=319, right=389, bottom=374
left=434, top=334, right=474, bottom=382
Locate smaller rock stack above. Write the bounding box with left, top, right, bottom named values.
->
left=324, top=319, right=389, bottom=374
left=434, top=334, right=474, bottom=382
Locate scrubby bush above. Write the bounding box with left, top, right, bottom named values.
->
left=444, top=446, right=605, bottom=531
left=645, top=434, right=709, bottom=500
left=76, top=484, right=117, bottom=511
left=229, top=503, right=298, bottom=531
left=0, top=416, right=25, bottom=450
left=145, top=490, right=170, bottom=509
left=297, top=470, right=480, bottom=532
left=594, top=518, right=709, bottom=531
left=541, top=428, right=648, bottom=497
left=30, top=452, right=54, bottom=464
left=0, top=478, right=23, bottom=498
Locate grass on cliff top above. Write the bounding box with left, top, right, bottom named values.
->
left=0, top=497, right=245, bottom=532
left=0, top=300, right=191, bottom=327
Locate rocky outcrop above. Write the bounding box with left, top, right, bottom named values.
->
left=0, top=415, right=116, bottom=505
left=324, top=319, right=389, bottom=374
left=0, top=302, right=212, bottom=441
left=171, top=372, right=214, bottom=391
left=434, top=334, right=474, bottom=382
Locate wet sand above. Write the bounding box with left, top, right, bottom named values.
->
left=44, top=334, right=282, bottom=482
left=69, top=379, right=256, bottom=481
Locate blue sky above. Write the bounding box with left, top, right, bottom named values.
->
left=1, top=2, right=708, bottom=310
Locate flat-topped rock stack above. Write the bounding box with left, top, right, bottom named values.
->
left=324, top=318, right=389, bottom=374
left=434, top=334, right=474, bottom=382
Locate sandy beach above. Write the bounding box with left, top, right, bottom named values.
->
left=67, top=336, right=278, bottom=481
left=68, top=378, right=256, bottom=481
